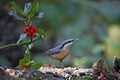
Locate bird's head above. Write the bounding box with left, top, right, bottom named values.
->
left=60, top=39, right=79, bottom=49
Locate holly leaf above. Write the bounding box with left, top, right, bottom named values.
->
left=18, top=53, right=30, bottom=67
left=26, top=0, right=39, bottom=19
left=31, top=62, right=44, bottom=70
left=9, top=2, right=24, bottom=15
left=37, top=29, right=47, bottom=39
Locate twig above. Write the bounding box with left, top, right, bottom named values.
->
left=0, top=38, right=38, bottom=50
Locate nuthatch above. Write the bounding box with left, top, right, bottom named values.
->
left=45, top=39, right=79, bottom=67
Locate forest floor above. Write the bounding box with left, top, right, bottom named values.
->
left=0, top=58, right=120, bottom=80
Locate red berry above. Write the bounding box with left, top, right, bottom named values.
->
left=22, top=65, right=29, bottom=69
left=27, top=32, right=32, bottom=36
left=26, top=26, right=29, bottom=29
left=25, top=26, right=30, bottom=30
left=23, top=27, right=29, bottom=33
left=28, top=26, right=32, bottom=30
left=31, top=33, right=36, bottom=37
left=29, top=24, right=34, bottom=28
left=32, top=27, right=37, bottom=31
left=24, top=24, right=38, bottom=37
left=30, top=29, right=35, bottom=33
left=23, top=29, right=27, bottom=33
left=26, top=24, right=32, bottom=29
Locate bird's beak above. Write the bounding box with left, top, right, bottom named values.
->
left=74, top=39, right=79, bottom=42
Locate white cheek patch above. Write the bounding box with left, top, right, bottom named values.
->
left=64, top=42, right=73, bottom=47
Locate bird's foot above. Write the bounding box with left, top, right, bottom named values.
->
left=56, top=65, right=64, bottom=69
left=43, top=63, right=52, bottom=67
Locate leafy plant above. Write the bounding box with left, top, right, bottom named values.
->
left=0, top=0, right=46, bottom=69
left=19, top=53, right=43, bottom=70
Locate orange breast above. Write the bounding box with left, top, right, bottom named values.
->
left=49, top=48, right=69, bottom=61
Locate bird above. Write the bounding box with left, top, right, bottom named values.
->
left=45, top=39, right=79, bottom=67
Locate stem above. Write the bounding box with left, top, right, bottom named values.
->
left=25, top=44, right=31, bottom=54
left=0, top=38, right=38, bottom=50
left=30, top=37, right=33, bottom=42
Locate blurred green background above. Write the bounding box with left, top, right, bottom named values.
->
left=0, top=0, right=120, bottom=68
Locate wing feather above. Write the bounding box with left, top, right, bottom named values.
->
left=45, top=46, right=61, bottom=54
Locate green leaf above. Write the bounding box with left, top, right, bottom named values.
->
left=17, top=33, right=27, bottom=44
left=37, top=29, right=47, bottom=39
left=26, top=0, right=39, bottom=19
left=18, top=53, right=30, bottom=67
left=19, top=59, right=25, bottom=67
left=9, top=2, right=24, bottom=15
left=27, top=60, right=34, bottom=65
left=31, top=62, right=43, bottom=70
left=25, top=54, right=30, bottom=62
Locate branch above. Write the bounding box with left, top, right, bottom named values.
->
left=0, top=38, right=38, bottom=50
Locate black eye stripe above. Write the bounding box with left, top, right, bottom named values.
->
left=60, top=40, right=73, bottom=49
left=63, top=41, right=73, bottom=45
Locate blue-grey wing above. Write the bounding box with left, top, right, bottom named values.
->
left=45, top=46, right=61, bottom=55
